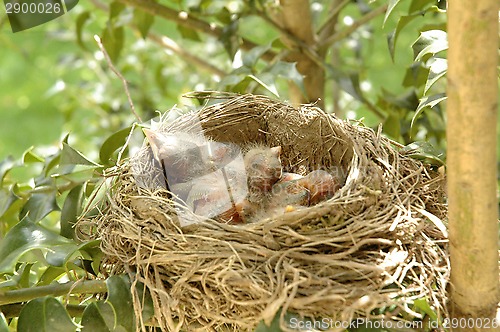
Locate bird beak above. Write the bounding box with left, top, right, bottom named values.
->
left=142, top=128, right=162, bottom=162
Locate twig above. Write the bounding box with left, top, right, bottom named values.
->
left=317, top=0, right=350, bottom=38
left=147, top=33, right=227, bottom=78
left=114, top=0, right=277, bottom=61
left=320, top=4, right=388, bottom=47
left=0, top=280, right=107, bottom=306
left=94, top=34, right=143, bottom=123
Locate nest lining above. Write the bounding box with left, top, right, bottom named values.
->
left=80, top=94, right=449, bottom=331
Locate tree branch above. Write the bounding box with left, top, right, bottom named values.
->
left=320, top=4, right=388, bottom=47
left=114, top=0, right=277, bottom=61
left=317, top=0, right=350, bottom=39
left=147, top=33, right=227, bottom=78
left=0, top=280, right=107, bottom=306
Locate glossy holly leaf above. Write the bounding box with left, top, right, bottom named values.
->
left=76, top=11, right=92, bottom=51
left=133, top=8, right=155, bottom=39
left=0, top=156, right=18, bottom=186
left=411, top=93, right=447, bottom=130
left=248, top=74, right=279, bottom=98
left=106, top=275, right=135, bottom=331
left=387, top=14, right=419, bottom=61
left=383, top=0, right=403, bottom=26
left=37, top=266, right=66, bottom=286
left=402, top=62, right=430, bottom=88
left=18, top=263, right=34, bottom=288
left=99, top=126, right=134, bottom=166
left=0, top=187, right=19, bottom=218
left=45, top=243, right=80, bottom=267
left=101, top=24, right=125, bottom=63
left=81, top=301, right=116, bottom=332
left=0, top=312, right=8, bottom=332
left=412, top=30, right=448, bottom=61
left=424, top=58, right=447, bottom=94
left=22, top=147, right=44, bottom=163
left=18, top=296, right=77, bottom=332
left=60, top=184, right=85, bottom=239
left=135, top=282, right=155, bottom=323
left=19, top=192, right=60, bottom=223
left=0, top=219, right=74, bottom=273
left=61, top=143, right=100, bottom=167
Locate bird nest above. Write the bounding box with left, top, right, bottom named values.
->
left=80, top=93, right=449, bottom=331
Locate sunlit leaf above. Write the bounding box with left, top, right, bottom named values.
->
left=76, top=11, right=92, bottom=51
left=0, top=312, right=8, bottom=332
left=409, top=0, right=436, bottom=14
left=22, top=147, right=44, bottom=163
left=18, top=263, right=34, bottom=288
left=18, top=296, right=77, bottom=332
left=424, top=58, right=447, bottom=94
left=413, top=297, right=438, bottom=321
left=81, top=301, right=116, bottom=332
left=60, top=184, right=85, bottom=239
left=37, top=266, right=66, bottom=286
left=133, top=8, right=155, bottom=39
left=0, top=219, right=73, bottom=273
left=99, top=126, right=133, bottom=166
left=412, top=30, right=448, bottom=61
left=411, top=93, right=447, bottom=131
left=109, top=1, right=126, bottom=20
left=383, top=0, right=403, bottom=26
left=19, top=192, right=60, bottom=223
left=106, top=275, right=135, bottom=331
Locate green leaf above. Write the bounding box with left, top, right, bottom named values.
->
left=109, top=1, right=126, bottom=20
left=37, top=266, right=66, bottom=286
left=0, top=312, right=8, bottom=332
left=413, top=297, right=438, bottom=320
left=76, top=11, right=91, bottom=51
left=412, top=30, right=448, bottom=61
left=45, top=243, right=80, bottom=267
left=60, top=184, right=85, bottom=239
left=424, top=58, right=447, bottom=94
left=18, top=263, right=34, bottom=288
left=268, top=61, right=305, bottom=97
left=99, top=126, right=133, bottom=166
left=384, top=112, right=402, bottom=140
left=243, top=43, right=271, bottom=69
left=135, top=282, right=155, bottom=323
left=383, top=0, right=403, bottom=26
left=22, top=147, right=44, bottom=163
left=178, top=25, right=201, bottom=41
left=411, top=93, right=447, bottom=130
left=61, top=143, right=100, bottom=166
left=387, top=14, right=419, bottom=61
left=409, top=0, right=437, bottom=14
left=248, top=74, right=279, bottom=98
left=401, top=141, right=444, bottom=166
left=0, top=156, right=18, bottom=186
left=0, top=220, right=73, bottom=273
left=402, top=62, right=430, bottom=88
left=220, top=19, right=240, bottom=60
left=82, top=301, right=116, bottom=332
left=19, top=192, right=60, bottom=223
left=0, top=187, right=19, bottom=218
left=133, top=8, right=155, bottom=39
left=18, top=297, right=77, bottom=332
left=101, top=24, right=125, bottom=63
left=106, top=275, right=135, bottom=331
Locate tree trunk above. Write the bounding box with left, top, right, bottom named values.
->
left=447, top=0, right=499, bottom=328
left=278, top=0, right=325, bottom=107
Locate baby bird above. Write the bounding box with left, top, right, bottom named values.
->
left=244, top=145, right=282, bottom=202
left=298, top=170, right=340, bottom=205
left=268, top=180, right=310, bottom=208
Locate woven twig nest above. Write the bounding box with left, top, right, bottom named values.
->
left=83, top=94, right=449, bottom=331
